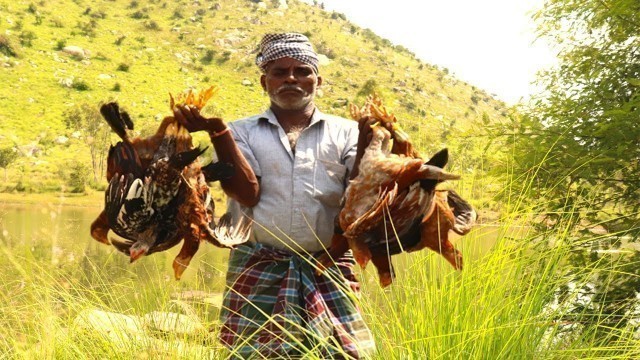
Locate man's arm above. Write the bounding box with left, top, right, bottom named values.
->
left=173, top=105, right=260, bottom=207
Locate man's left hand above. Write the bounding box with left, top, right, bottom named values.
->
left=173, top=105, right=227, bottom=133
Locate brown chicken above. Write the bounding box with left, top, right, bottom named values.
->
left=90, top=87, right=250, bottom=279
left=318, top=95, right=477, bottom=287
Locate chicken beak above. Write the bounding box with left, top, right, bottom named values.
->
left=129, top=247, right=147, bottom=263
left=172, top=257, right=190, bottom=280
left=420, top=165, right=461, bottom=181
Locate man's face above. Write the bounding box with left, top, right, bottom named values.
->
left=260, top=57, right=322, bottom=111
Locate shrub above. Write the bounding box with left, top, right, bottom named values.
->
left=112, top=82, right=121, bottom=91
left=50, top=17, right=64, bottom=27
left=15, top=179, right=29, bottom=192
left=315, top=41, right=336, bottom=59
left=330, top=11, right=346, bottom=21
left=90, top=9, right=107, bottom=19
left=19, top=31, right=37, bottom=47
left=200, top=49, right=215, bottom=64
left=144, top=20, right=160, bottom=30
left=71, top=79, right=90, bottom=91
left=357, top=79, right=379, bottom=97
left=114, top=35, right=126, bottom=45
left=117, top=63, right=130, bottom=71
left=77, top=19, right=97, bottom=37
left=130, top=10, right=148, bottom=19
left=0, top=35, right=19, bottom=57
left=217, top=51, right=232, bottom=64
left=67, top=162, right=90, bottom=193
left=172, top=8, right=184, bottom=19
left=55, top=39, right=66, bottom=51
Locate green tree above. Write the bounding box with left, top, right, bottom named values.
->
left=0, top=147, right=18, bottom=182
left=509, top=0, right=639, bottom=227
left=501, top=0, right=640, bottom=343
left=67, top=161, right=90, bottom=193
left=63, top=103, right=111, bottom=182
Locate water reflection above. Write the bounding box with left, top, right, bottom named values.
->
left=0, top=201, right=512, bottom=293
left=0, top=202, right=231, bottom=293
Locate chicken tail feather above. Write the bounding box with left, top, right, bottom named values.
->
left=211, top=213, right=251, bottom=247
left=100, top=102, right=134, bottom=141
left=447, top=190, right=478, bottom=235
left=169, top=146, right=208, bottom=169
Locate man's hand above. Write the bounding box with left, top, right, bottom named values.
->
left=173, top=105, right=227, bottom=133
left=356, top=116, right=376, bottom=156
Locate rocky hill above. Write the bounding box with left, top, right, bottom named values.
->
left=0, top=0, right=508, bottom=195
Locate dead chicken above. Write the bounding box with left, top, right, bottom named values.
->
left=90, top=87, right=249, bottom=279
left=318, top=95, right=477, bottom=287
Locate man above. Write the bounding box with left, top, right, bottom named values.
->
left=174, top=33, right=375, bottom=358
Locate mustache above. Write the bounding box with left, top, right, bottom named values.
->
left=276, top=85, right=307, bottom=95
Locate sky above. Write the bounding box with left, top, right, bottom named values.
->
left=311, top=0, right=558, bottom=104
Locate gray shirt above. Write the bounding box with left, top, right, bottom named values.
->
left=227, top=108, right=359, bottom=253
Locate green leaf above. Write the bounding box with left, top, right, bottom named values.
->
left=628, top=78, right=640, bottom=87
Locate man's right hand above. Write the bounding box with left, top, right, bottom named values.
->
left=173, top=105, right=227, bottom=134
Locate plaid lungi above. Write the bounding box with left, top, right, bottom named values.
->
left=219, top=243, right=376, bottom=358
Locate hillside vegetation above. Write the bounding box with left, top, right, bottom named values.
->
left=0, top=0, right=508, bottom=203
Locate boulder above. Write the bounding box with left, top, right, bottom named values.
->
left=58, top=76, right=74, bottom=88
left=62, top=46, right=90, bottom=59
left=143, top=311, right=206, bottom=335
left=17, top=143, right=41, bottom=157
left=317, top=54, right=331, bottom=66
left=73, top=309, right=145, bottom=336
left=171, top=290, right=223, bottom=308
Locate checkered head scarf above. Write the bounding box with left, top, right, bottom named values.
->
left=256, top=33, right=319, bottom=74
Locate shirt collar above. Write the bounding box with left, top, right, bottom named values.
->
left=258, top=107, right=327, bottom=128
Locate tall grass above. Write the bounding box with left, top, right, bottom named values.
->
left=1, top=214, right=638, bottom=359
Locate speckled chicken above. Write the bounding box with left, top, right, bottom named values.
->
left=318, top=95, right=477, bottom=287
left=90, top=88, right=250, bottom=279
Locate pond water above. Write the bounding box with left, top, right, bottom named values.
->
left=0, top=201, right=516, bottom=292
left=0, top=202, right=232, bottom=293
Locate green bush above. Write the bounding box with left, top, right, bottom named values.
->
left=77, top=19, right=97, bottom=37
left=67, top=162, right=90, bottom=193
left=144, top=20, right=160, bottom=30
left=55, top=39, right=66, bottom=50
left=19, top=31, right=37, bottom=47
left=114, top=35, right=126, bottom=45
left=50, top=17, right=64, bottom=28
left=117, top=63, right=130, bottom=71
left=130, top=10, right=148, bottom=19
left=200, top=49, right=216, bottom=64
left=71, top=79, right=90, bottom=91
left=0, top=35, right=19, bottom=57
